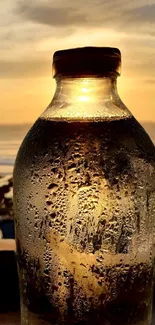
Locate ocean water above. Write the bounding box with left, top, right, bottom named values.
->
left=0, top=124, right=31, bottom=175
left=0, top=121, right=154, bottom=175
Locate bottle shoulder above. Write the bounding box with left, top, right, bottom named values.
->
left=14, top=116, right=155, bottom=168
left=13, top=116, right=155, bottom=201
left=40, top=94, right=132, bottom=122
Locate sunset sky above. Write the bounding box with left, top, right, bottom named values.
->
left=0, top=0, right=155, bottom=124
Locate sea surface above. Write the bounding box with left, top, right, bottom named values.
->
left=0, top=121, right=155, bottom=175
left=0, top=124, right=31, bottom=175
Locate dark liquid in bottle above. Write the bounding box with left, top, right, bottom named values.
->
left=14, top=117, right=155, bottom=325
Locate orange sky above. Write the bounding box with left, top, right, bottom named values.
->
left=0, top=0, right=155, bottom=124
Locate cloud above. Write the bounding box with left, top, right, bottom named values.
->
left=16, top=0, right=155, bottom=35
left=0, top=1, right=77, bottom=56
left=125, top=4, right=155, bottom=24
left=17, top=2, right=86, bottom=26
left=0, top=0, right=155, bottom=79
left=145, top=79, right=155, bottom=84
left=1, top=0, right=154, bottom=55
left=0, top=58, right=51, bottom=78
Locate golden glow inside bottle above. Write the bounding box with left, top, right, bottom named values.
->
left=13, top=47, right=155, bottom=325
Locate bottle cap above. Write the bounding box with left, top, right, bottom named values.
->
left=53, top=47, right=121, bottom=78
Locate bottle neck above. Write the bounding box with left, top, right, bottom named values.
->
left=54, top=76, right=118, bottom=104
left=42, top=75, right=132, bottom=121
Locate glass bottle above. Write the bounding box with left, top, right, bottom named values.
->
left=13, top=47, right=155, bottom=325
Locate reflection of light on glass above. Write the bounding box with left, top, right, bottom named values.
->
left=82, top=88, right=89, bottom=93
left=78, top=96, right=90, bottom=102
left=72, top=79, right=96, bottom=104
left=83, top=79, right=89, bottom=85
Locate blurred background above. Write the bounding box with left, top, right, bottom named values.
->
left=0, top=0, right=155, bottom=323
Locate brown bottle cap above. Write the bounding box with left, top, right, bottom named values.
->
left=52, top=47, right=121, bottom=78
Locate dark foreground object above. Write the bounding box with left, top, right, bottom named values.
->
left=0, top=251, right=20, bottom=313
left=0, top=312, right=20, bottom=324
